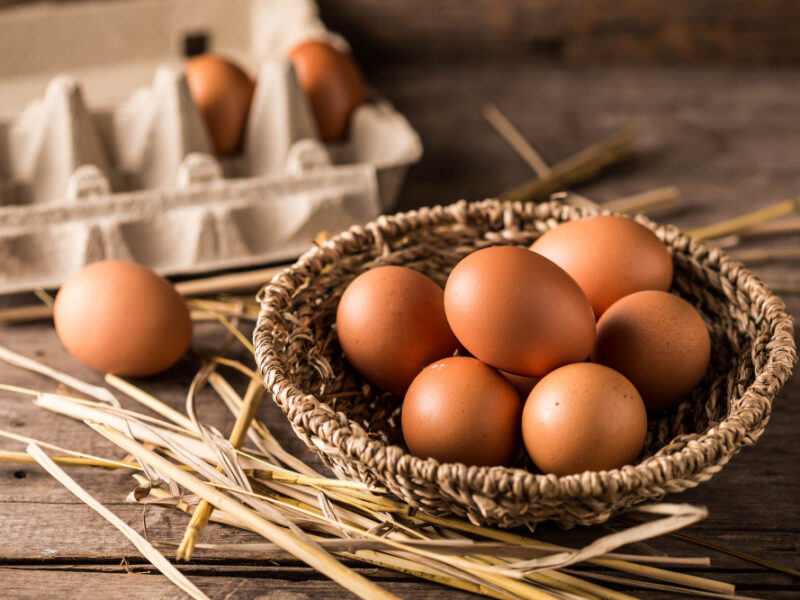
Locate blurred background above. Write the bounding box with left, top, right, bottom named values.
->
left=2, top=0, right=799, bottom=289
left=2, top=0, right=798, bottom=220
left=312, top=1, right=800, bottom=215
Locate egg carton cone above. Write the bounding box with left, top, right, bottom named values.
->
left=4, top=75, right=113, bottom=206
left=113, top=66, right=216, bottom=191
left=245, top=59, right=320, bottom=176
left=0, top=0, right=422, bottom=295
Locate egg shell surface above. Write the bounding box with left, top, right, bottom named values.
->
left=185, top=54, right=255, bottom=155
left=289, top=40, right=367, bottom=141
left=336, top=266, right=459, bottom=395
left=592, top=290, right=711, bottom=411
left=530, top=215, right=673, bottom=316
left=402, top=356, right=522, bottom=466
left=443, top=245, right=596, bottom=377
left=522, top=362, right=648, bottom=476
left=54, top=261, right=192, bottom=377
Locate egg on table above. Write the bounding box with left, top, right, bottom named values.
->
left=54, top=261, right=192, bottom=377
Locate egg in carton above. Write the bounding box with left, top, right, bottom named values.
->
left=0, top=41, right=421, bottom=295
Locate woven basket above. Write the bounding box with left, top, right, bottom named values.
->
left=254, top=199, right=796, bottom=527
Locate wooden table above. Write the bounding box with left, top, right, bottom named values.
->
left=2, top=63, right=799, bottom=598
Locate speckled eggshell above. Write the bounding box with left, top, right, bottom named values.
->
left=336, top=266, right=459, bottom=395
left=522, top=363, right=648, bottom=476
left=402, top=356, right=522, bottom=466
left=592, top=290, right=711, bottom=411
left=443, top=246, right=596, bottom=377
left=185, top=54, right=255, bottom=155
left=289, top=40, right=367, bottom=141
left=54, top=261, right=192, bottom=377
left=530, top=215, right=673, bottom=317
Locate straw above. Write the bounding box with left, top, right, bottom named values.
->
left=91, top=422, right=401, bottom=600
left=176, top=377, right=265, bottom=561
left=27, top=443, right=211, bottom=600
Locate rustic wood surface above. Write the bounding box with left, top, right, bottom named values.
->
left=317, top=0, right=800, bottom=65
left=2, top=59, right=800, bottom=600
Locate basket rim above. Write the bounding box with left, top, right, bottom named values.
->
left=254, top=198, right=797, bottom=504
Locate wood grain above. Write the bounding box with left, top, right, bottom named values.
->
left=318, top=0, right=800, bottom=65
left=0, top=568, right=481, bottom=600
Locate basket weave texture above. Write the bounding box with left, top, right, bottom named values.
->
left=255, top=199, right=796, bottom=527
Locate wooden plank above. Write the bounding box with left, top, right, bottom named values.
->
left=0, top=568, right=483, bottom=600
left=317, top=0, right=800, bottom=65
left=2, top=566, right=800, bottom=600
left=2, top=498, right=799, bottom=575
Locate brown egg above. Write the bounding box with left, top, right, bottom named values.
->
left=336, top=266, right=459, bottom=395
left=522, top=363, right=647, bottom=476
left=54, top=261, right=192, bottom=377
left=289, top=40, right=366, bottom=141
left=530, top=215, right=673, bottom=317
left=592, top=290, right=711, bottom=411
left=185, top=54, right=255, bottom=155
left=443, top=246, right=595, bottom=377
left=402, top=357, right=522, bottom=466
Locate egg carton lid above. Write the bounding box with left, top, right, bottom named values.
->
left=0, top=0, right=422, bottom=295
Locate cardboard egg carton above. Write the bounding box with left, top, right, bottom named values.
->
left=0, top=0, right=422, bottom=294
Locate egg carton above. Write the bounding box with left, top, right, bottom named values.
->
left=0, top=0, right=422, bottom=295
